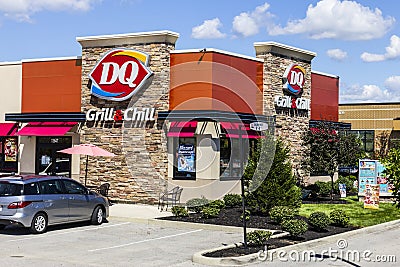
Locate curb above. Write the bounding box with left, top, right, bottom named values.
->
left=193, top=243, right=261, bottom=267
left=192, top=219, right=400, bottom=266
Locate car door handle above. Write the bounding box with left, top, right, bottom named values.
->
left=60, top=196, right=66, bottom=200
left=69, top=197, right=74, bottom=200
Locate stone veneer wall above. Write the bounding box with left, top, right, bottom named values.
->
left=78, top=32, right=177, bottom=203
left=256, top=43, right=315, bottom=182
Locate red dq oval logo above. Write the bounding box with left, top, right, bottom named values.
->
left=88, top=49, right=153, bottom=101
left=282, top=63, right=305, bottom=96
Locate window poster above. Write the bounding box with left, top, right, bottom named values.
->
left=177, top=144, right=195, bottom=173
left=4, top=138, right=17, bottom=162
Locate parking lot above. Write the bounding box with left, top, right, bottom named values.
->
left=0, top=217, right=242, bottom=267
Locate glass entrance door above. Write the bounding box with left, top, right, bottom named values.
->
left=36, top=137, right=72, bottom=177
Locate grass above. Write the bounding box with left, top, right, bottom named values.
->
left=299, top=196, right=400, bottom=228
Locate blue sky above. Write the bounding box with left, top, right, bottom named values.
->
left=0, top=0, right=399, bottom=104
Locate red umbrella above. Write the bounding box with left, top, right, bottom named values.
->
left=58, top=144, right=116, bottom=186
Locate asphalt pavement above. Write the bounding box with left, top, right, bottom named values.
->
left=0, top=203, right=398, bottom=267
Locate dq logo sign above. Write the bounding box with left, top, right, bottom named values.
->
left=282, top=63, right=305, bottom=96
left=88, top=49, right=153, bottom=101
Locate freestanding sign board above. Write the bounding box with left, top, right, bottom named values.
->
left=364, top=184, right=380, bottom=209
left=358, top=159, right=393, bottom=197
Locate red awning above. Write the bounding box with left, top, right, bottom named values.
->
left=167, top=121, right=197, bottom=137
left=17, top=122, right=77, bottom=136
left=0, top=122, right=18, bottom=136
left=220, top=122, right=261, bottom=139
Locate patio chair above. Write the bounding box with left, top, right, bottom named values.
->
left=97, top=183, right=112, bottom=206
left=158, top=186, right=183, bottom=211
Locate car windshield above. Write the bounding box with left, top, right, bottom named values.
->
left=0, top=181, right=23, bottom=196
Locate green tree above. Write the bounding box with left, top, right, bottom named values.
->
left=338, top=131, right=366, bottom=167
left=381, top=148, right=400, bottom=208
left=302, top=121, right=364, bottom=200
left=245, top=138, right=301, bottom=215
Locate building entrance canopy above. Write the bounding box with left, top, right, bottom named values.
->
left=17, top=122, right=77, bottom=136
left=0, top=123, right=18, bottom=136
left=160, top=110, right=275, bottom=138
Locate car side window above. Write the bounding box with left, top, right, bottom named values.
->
left=39, top=180, right=65, bottom=194
left=23, top=182, right=40, bottom=195
left=63, top=180, right=86, bottom=195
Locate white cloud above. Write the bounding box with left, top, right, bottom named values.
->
left=191, top=18, right=226, bottom=39
left=269, top=0, right=395, bottom=40
left=340, top=83, right=400, bottom=103
left=384, top=76, right=400, bottom=90
left=232, top=2, right=274, bottom=37
left=0, top=0, right=98, bottom=22
left=326, top=49, right=347, bottom=61
left=361, top=35, right=400, bottom=62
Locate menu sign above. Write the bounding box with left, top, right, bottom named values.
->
left=358, top=159, right=394, bottom=195
left=364, top=184, right=380, bottom=209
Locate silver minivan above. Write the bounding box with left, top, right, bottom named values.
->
left=0, top=175, right=109, bottom=234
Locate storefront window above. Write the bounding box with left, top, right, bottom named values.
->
left=220, top=137, right=257, bottom=179
left=173, top=137, right=196, bottom=180
left=0, top=137, right=18, bottom=173
left=36, top=137, right=72, bottom=177
left=348, top=130, right=374, bottom=153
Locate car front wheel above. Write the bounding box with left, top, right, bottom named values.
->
left=30, top=213, right=48, bottom=234
left=91, top=206, right=104, bottom=225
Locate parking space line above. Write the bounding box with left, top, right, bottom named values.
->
left=6, top=222, right=131, bottom=242
left=88, top=229, right=203, bottom=252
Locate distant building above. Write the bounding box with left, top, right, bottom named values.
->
left=339, top=102, right=400, bottom=156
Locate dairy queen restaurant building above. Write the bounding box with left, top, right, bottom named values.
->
left=0, top=30, right=341, bottom=204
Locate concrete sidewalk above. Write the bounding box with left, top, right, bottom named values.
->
left=109, top=203, right=173, bottom=220
left=107, top=203, right=287, bottom=235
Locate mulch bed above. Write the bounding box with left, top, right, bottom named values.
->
left=204, top=224, right=357, bottom=257
left=158, top=197, right=359, bottom=257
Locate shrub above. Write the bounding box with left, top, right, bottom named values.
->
left=171, top=206, right=188, bottom=217
left=240, top=209, right=251, bottom=221
left=269, top=206, right=296, bottom=224
left=308, top=211, right=330, bottom=231
left=201, top=207, right=220, bottom=219
left=208, top=199, right=225, bottom=209
left=223, top=194, right=242, bottom=207
left=245, top=138, right=302, bottom=214
left=281, top=219, right=308, bottom=237
left=314, top=181, right=332, bottom=196
left=246, top=230, right=272, bottom=246
left=329, top=210, right=350, bottom=227
left=186, top=197, right=209, bottom=213
left=334, top=176, right=357, bottom=194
